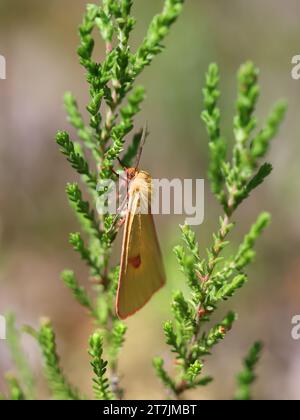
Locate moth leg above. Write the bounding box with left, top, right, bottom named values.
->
left=117, top=216, right=126, bottom=228
left=106, top=197, right=128, bottom=234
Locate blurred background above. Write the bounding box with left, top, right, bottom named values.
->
left=0, top=0, right=300, bottom=400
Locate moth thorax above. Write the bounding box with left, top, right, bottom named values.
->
left=129, top=171, right=152, bottom=213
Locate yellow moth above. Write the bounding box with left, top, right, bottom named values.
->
left=116, top=167, right=166, bottom=320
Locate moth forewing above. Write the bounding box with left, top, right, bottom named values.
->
left=116, top=170, right=166, bottom=320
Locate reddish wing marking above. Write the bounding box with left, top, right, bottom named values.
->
left=128, top=255, right=142, bottom=269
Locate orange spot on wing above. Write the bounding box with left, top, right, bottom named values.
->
left=128, top=255, right=141, bottom=269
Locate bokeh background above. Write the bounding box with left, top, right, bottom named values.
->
left=0, top=0, right=300, bottom=400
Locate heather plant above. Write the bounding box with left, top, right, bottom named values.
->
left=153, top=61, right=286, bottom=399
left=1, top=0, right=286, bottom=400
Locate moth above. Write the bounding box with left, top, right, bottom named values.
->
left=115, top=133, right=166, bottom=320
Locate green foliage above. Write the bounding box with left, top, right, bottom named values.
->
left=37, top=319, right=82, bottom=400
left=61, top=270, right=98, bottom=318
left=108, top=321, right=127, bottom=364
left=89, top=333, right=113, bottom=400
left=5, top=375, right=25, bottom=401
left=64, top=92, right=95, bottom=154
left=69, top=232, right=102, bottom=276
left=234, top=342, right=263, bottom=400
left=202, top=63, right=226, bottom=203
left=66, top=183, right=102, bottom=240
left=135, top=0, right=184, bottom=75
left=5, top=313, right=35, bottom=400
left=154, top=63, right=286, bottom=398
left=233, top=212, right=271, bottom=271
left=56, top=131, right=97, bottom=189
left=202, top=62, right=287, bottom=215
left=100, top=86, right=145, bottom=178
left=153, top=357, right=177, bottom=395
left=251, top=102, right=287, bottom=159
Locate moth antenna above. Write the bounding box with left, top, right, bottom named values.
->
left=135, top=123, right=149, bottom=170
left=117, top=157, right=125, bottom=168
left=111, top=168, right=120, bottom=178
left=112, top=167, right=128, bottom=182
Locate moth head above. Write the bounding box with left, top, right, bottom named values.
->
left=126, top=167, right=138, bottom=181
